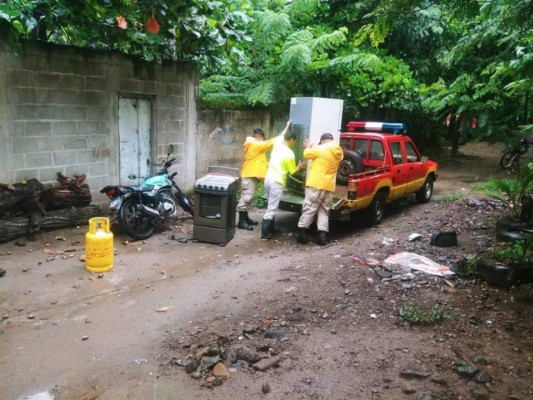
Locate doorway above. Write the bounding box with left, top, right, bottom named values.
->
left=118, top=97, right=152, bottom=184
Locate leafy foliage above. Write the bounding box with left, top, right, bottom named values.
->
left=0, top=0, right=253, bottom=63
left=397, top=301, right=445, bottom=326
left=478, top=162, right=533, bottom=219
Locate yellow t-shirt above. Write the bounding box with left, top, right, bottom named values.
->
left=266, top=137, right=298, bottom=186
left=240, top=137, right=275, bottom=179
left=304, top=142, right=343, bottom=192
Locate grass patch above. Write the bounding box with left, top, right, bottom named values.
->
left=398, top=302, right=446, bottom=326
left=439, top=192, right=465, bottom=202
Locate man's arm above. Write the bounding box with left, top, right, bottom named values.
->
left=277, top=120, right=292, bottom=138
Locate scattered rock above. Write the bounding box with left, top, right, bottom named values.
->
left=474, top=369, right=491, bottom=384
left=212, top=362, right=230, bottom=378
left=190, top=371, right=202, bottom=379
left=262, top=382, right=271, bottom=394
left=401, top=381, right=417, bottom=394
left=199, top=355, right=221, bottom=371
left=400, top=369, right=432, bottom=380
left=15, top=239, right=26, bottom=247
left=253, top=356, right=281, bottom=371
left=236, top=346, right=261, bottom=363
left=81, top=335, right=89, bottom=341
left=471, top=387, right=489, bottom=400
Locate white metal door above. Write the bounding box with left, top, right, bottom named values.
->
left=119, top=98, right=151, bottom=184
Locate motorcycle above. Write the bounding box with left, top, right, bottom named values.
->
left=500, top=138, right=530, bottom=169
left=100, top=147, right=194, bottom=240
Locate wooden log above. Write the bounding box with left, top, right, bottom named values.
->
left=0, top=205, right=103, bottom=243
left=41, top=184, right=92, bottom=211
left=0, top=179, right=44, bottom=215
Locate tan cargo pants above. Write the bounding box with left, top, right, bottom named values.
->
left=297, top=187, right=333, bottom=232
left=236, top=177, right=257, bottom=212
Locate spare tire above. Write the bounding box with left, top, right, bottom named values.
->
left=337, top=150, right=363, bottom=185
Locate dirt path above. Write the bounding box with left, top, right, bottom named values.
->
left=1, top=142, right=532, bottom=400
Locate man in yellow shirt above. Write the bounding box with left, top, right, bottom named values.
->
left=237, top=121, right=291, bottom=230
left=261, top=127, right=306, bottom=240
left=297, top=133, right=343, bottom=246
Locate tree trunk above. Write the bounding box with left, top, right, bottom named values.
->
left=0, top=205, right=103, bottom=243
left=0, top=179, right=44, bottom=215
left=448, top=114, right=464, bottom=157
left=41, top=184, right=92, bottom=211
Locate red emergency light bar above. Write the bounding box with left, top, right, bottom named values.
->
left=346, top=121, right=407, bottom=134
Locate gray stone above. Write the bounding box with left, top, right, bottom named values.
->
left=474, top=369, right=491, bottom=384
left=236, top=345, right=261, bottom=363
left=264, top=326, right=286, bottom=339
left=198, top=355, right=221, bottom=371
left=456, top=363, right=479, bottom=379
left=399, top=369, right=432, bottom=380
left=224, top=347, right=237, bottom=365
left=472, top=387, right=489, bottom=400
left=253, top=356, right=281, bottom=371
left=401, top=381, right=417, bottom=394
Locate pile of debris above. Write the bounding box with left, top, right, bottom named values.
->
left=169, top=319, right=291, bottom=389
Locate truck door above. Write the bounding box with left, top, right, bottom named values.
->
left=388, top=141, right=409, bottom=200
left=405, top=141, right=426, bottom=193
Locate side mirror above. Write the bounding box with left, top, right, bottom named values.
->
left=128, top=174, right=138, bottom=180
left=420, top=156, right=428, bottom=164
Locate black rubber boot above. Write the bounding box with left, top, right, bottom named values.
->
left=261, top=218, right=273, bottom=240
left=316, top=231, right=328, bottom=246
left=237, top=211, right=253, bottom=231
left=297, top=228, right=309, bottom=244
left=244, top=211, right=258, bottom=226
left=272, top=216, right=280, bottom=234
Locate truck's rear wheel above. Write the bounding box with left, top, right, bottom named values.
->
left=416, top=176, right=434, bottom=204
left=336, top=150, right=363, bottom=185
left=365, top=191, right=386, bottom=226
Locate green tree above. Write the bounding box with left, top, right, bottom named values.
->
left=0, top=0, right=252, bottom=63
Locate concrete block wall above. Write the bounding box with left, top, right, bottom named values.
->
left=196, top=109, right=274, bottom=177
left=0, top=41, right=197, bottom=207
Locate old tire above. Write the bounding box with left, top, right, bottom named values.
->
left=416, top=176, right=434, bottom=204
left=337, top=150, right=363, bottom=185
left=118, top=197, right=156, bottom=240
left=365, top=190, right=387, bottom=226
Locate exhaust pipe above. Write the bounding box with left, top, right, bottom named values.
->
left=140, top=204, right=160, bottom=217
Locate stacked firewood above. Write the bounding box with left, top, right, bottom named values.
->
left=0, top=173, right=102, bottom=242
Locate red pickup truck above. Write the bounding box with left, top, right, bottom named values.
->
left=280, top=121, right=439, bottom=225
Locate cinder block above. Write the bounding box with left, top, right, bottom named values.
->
left=53, top=150, right=77, bottom=166
left=33, top=72, right=61, bottom=88
left=77, top=150, right=94, bottom=163
left=86, top=106, right=108, bottom=120
left=25, top=121, right=52, bottom=137
left=36, top=105, right=87, bottom=120
left=51, top=90, right=80, bottom=106
left=5, top=69, right=32, bottom=86
left=10, top=121, right=25, bottom=138
left=9, top=104, right=37, bottom=120
left=82, top=91, right=106, bottom=106
left=52, top=121, right=77, bottom=136
left=60, top=74, right=85, bottom=90
left=85, top=77, right=106, bottom=91
left=24, top=152, right=52, bottom=168
left=39, top=166, right=64, bottom=183
left=77, top=121, right=100, bottom=134
left=63, top=137, right=87, bottom=150
left=64, top=164, right=89, bottom=177
left=89, top=162, right=109, bottom=177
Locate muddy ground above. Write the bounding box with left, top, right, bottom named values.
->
left=1, top=142, right=532, bottom=400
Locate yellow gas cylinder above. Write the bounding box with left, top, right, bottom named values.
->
left=86, top=217, right=113, bottom=273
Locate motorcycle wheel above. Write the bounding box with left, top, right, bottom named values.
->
left=174, top=189, right=195, bottom=216
left=159, top=189, right=178, bottom=218
left=118, top=197, right=156, bottom=240
left=500, top=151, right=518, bottom=169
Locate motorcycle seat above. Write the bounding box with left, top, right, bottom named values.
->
left=124, top=185, right=154, bottom=192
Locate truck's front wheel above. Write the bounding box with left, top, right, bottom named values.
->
left=416, top=176, right=434, bottom=204
left=366, top=191, right=386, bottom=226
